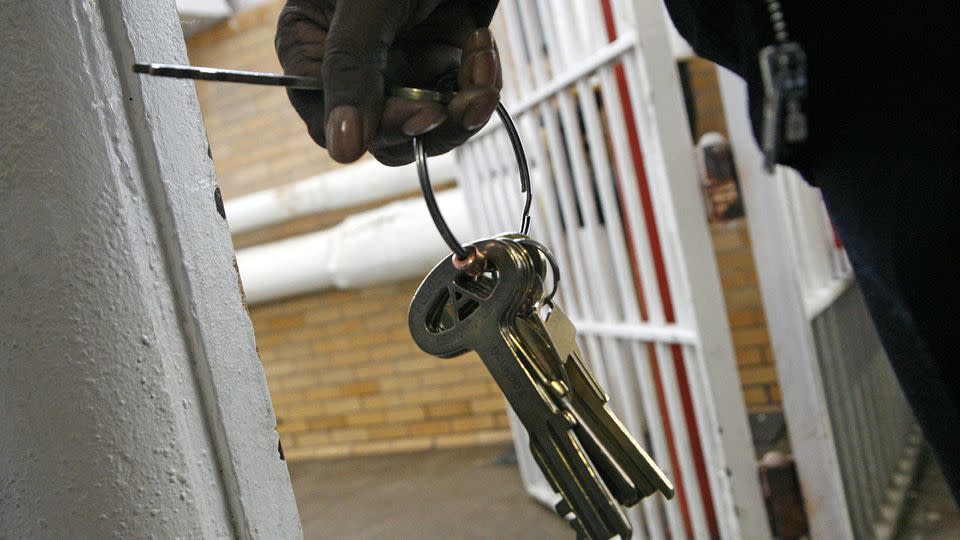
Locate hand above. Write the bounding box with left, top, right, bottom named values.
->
left=275, top=0, right=502, bottom=165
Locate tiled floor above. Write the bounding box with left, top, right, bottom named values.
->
left=289, top=445, right=570, bottom=539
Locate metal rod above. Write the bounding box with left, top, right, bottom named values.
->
left=133, top=63, right=325, bottom=89
left=133, top=63, right=456, bottom=104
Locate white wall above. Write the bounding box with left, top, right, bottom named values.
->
left=0, top=1, right=300, bottom=537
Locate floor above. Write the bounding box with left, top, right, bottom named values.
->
left=896, top=457, right=960, bottom=540
left=288, top=441, right=960, bottom=540
left=289, top=445, right=570, bottom=539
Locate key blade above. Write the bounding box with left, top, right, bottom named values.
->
left=133, top=62, right=325, bottom=90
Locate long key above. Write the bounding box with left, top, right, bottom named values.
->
left=503, top=238, right=674, bottom=505
left=409, top=238, right=631, bottom=540
left=540, top=304, right=674, bottom=502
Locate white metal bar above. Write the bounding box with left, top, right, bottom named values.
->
left=532, top=16, right=620, bottom=326
left=718, top=66, right=854, bottom=539
left=614, top=4, right=771, bottom=536
left=510, top=34, right=638, bottom=116
left=593, top=66, right=670, bottom=328
left=571, top=319, right=697, bottom=345
left=506, top=1, right=595, bottom=322
left=629, top=342, right=686, bottom=540
left=546, top=3, right=674, bottom=533
left=652, top=342, right=710, bottom=539
left=597, top=90, right=687, bottom=533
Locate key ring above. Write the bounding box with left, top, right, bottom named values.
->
left=414, top=101, right=532, bottom=263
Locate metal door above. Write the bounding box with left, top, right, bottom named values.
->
left=455, top=2, right=772, bottom=538
left=718, top=69, right=920, bottom=540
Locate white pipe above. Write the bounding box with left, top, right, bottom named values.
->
left=236, top=189, right=473, bottom=304
left=224, top=153, right=458, bottom=234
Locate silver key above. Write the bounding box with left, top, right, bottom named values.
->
left=409, top=237, right=673, bottom=539
left=409, top=238, right=633, bottom=539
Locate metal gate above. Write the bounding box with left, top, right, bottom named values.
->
left=455, top=1, right=771, bottom=538
left=718, top=70, right=921, bottom=540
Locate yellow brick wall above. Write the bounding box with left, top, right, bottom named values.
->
left=710, top=220, right=780, bottom=411
left=685, top=56, right=782, bottom=411
left=251, top=279, right=512, bottom=460
left=186, top=1, right=347, bottom=199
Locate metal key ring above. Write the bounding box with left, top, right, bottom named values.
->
left=414, top=101, right=532, bottom=261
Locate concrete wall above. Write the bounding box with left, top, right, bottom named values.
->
left=0, top=1, right=299, bottom=537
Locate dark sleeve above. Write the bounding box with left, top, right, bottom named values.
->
left=661, top=0, right=745, bottom=76
left=470, top=0, right=499, bottom=27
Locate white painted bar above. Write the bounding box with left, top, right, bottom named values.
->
left=717, top=66, right=855, bottom=539
left=571, top=320, right=698, bottom=346
left=619, top=2, right=770, bottom=537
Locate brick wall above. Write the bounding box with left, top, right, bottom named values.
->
left=186, top=1, right=346, bottom=199
left=710, top=220, right=780, bottom=411
left=251, top=279, right=512, bottom=460
left=685, top=56, right=781, bottom=411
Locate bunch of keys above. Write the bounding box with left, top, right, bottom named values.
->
left=408, top=118, right=674, bottom=539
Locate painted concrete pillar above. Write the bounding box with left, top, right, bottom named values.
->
left=0, top=1, right=301, bottom=538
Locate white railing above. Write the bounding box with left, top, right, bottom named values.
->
left=718, top=68, right=919, bottom=540
left=457, top=1, right=772, bottom=538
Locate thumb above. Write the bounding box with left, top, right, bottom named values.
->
left=321, top=0, right=409, bottom=163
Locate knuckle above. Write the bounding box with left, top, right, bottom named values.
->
left=371, top=147, right=413, bottom=167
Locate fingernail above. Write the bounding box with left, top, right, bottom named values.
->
left=471, top=50, right=497, bottom=87
left=467, top=28, right=493, bottom=50
left=325, top=105, right=362, bottom=162
left=464, top=102, right=491, bottom=131
left=402, top=108, right=447, bottom=137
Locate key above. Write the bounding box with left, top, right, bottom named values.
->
left=759, top=42, right=808, bottom=172
left=503, top=238, right=674, bottom=506
left=409, top=238, right=632, bottom=539
left=538, top=304, right=674, bottom=503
